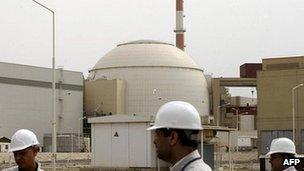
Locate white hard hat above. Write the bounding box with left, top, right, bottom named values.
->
left=147, top=101, right=203, bottom=131
left=266, top=137, right=296, bottom=156
left=9, top=129, right=40, bottom=152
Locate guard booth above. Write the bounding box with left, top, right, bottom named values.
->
left=88, top=114, right=157, bottom=169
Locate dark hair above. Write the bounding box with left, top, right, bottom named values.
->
left=279, top=153, right=295, bottom=160
left=159, top=128, right=199, bottom=148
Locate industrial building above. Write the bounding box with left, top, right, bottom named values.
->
left=216, top=96, right=257, bottom=151
left=210, top=63, right=260, bottom=153
left=87, top=40, right=211, bottom=169
left=84, top=79, right=126, bottom=116
left=86, top=40, right=210, bottom=116
left=0, top=62, right=84, bottom=152
left=257, top=56, right=304, bottom=155
left=0, top=137, right=10, bottom=152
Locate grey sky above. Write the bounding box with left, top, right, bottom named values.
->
left=1, top=0, right=304, bottom=97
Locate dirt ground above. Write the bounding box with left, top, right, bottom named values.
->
left=0, top=150, right=260, bottom=171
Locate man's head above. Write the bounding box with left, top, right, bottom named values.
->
left=147, top=101, right=202, bottom=163
left=266, top=138, right=296, bottom=171
left=153, top=128, right=199, bottom=161
left=269, top=153, right=295, bottom=171
left=13, top=145, right=40, bottom=169
left=10, top=129, right=40, bottom=169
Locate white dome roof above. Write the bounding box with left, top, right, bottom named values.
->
left=92, top=40, right=203, bottom=71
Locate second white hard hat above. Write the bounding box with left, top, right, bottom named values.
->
left=266, top=137, right=296, bottom=156
left=147, top=101, right=203, bottom=131
left=9, top=129, right=40, bottom=152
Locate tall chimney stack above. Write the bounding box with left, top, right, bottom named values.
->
left=175, top=0, right=185, bottom=51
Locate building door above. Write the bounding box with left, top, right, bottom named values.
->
left=111, top=123, right=129, bottom=167
left=129, top=123, right=148, bottom=167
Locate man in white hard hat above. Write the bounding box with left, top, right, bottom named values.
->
left=267, top=137, right=297, bottom=171
left=3, top=129, right=43, bottom=171
left=147, top=101, right=212, bottom=171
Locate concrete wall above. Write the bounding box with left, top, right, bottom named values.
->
left=262, top=56, right=304, bottom=70
left=92, top=67, right=209, bottom=117
left=0, top=62, right=83, bottom=149
left=84, top=79, right=126, bottom=116
left=230, top=96, right=257, bottom=107
left=257, top=56, right=304, bottom=154
left=240, top=115, right=255, bottom=131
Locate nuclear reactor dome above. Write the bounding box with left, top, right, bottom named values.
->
left=89, top=40, right=209, bottom=116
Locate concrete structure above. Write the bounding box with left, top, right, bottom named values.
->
left=257, top=56, right=304, bottom=155
left=217, top=96, right=257, bottom=151
left=87, top=40, right=210, bottom=168
left=211, top=78, right=257, bottom=126
left=240, top=63, right=262, bottom=78
left=88, top=40, right=209, bottom=117
left=0, top=137, right=10, bottom=152
left=230, top=96, right=257, bottom=107
left=88, top=114, right=155, bottom=168
left=0, top=62, right=83, bottom=151
left=84, top=79, right=126, bottom=116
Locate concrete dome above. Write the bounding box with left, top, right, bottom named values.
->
left=92, top=40, right=203, bottom=71
left=89, top=40, right=209, bottom=116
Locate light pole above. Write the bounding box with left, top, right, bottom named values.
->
left=78, top=116, right=87, bottom=152
left=30, top=1, right=56, bottom=171
left=292, top=83, right=303, bottom=143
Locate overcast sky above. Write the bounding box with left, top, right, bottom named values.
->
left=1, top=0, right=304, bottom=97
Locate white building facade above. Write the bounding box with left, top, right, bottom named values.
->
left=0, top=62, right=83, bottom=150
left=88, top=40, right=210, bottom=117
left=87, top=40, right=210, bottom=168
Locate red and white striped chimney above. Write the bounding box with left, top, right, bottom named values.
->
left=175, top=0, right=185, bottom=51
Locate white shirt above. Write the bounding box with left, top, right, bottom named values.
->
left=283, top=166, right=297, bottom=171
left=170, top=150, right=212, bottom=171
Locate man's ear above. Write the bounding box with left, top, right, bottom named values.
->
left=169, top=131, right=179, bottom=146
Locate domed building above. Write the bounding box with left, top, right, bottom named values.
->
left=88, top=40, right=209, bottom=116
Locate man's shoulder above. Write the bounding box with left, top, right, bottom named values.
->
left=187, top=159, right=212, bottom=171
left=2, top=166, right=18, bottom=171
